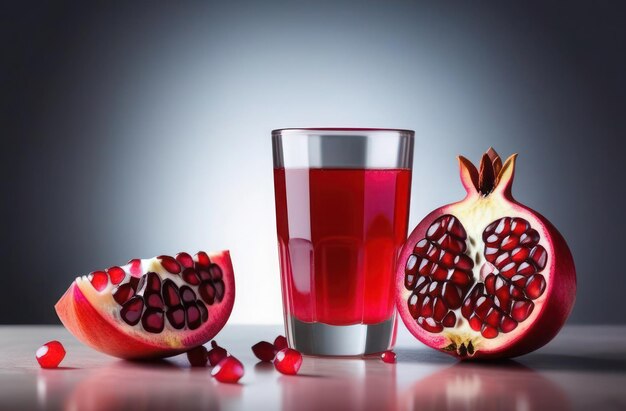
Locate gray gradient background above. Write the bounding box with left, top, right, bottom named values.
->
left=2, top=1, right=624, bottom=324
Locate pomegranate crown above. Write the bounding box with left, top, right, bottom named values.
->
left=458, top=148, right=518, bottom=197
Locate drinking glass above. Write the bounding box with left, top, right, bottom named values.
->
left=273, top=128, right=414, bottom=355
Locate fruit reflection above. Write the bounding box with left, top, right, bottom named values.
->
left=64, top=361, right=220, bottom=411
left=403, top=361, right=570, bottom=411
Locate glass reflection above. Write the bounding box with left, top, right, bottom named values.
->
left=280, top=358, right=397, bottom=411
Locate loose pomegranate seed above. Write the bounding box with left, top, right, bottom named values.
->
left=274, top=335, right=288, bottom=351
left=207, top=341, right=228, bottom=366
left=36, top=341, right=66, bottom=368
left=158, top=255, right=181, bottom=274
left=88, top=271, right=108, bottom=291
left=252, top=341, right=276, bottom=362
left=381, top=350, right=396, bottom=364
left=212, top=356, right=244, bottom=383
left=186, top=345, right=208, bottom=367
left=175, top=252, right=194, bottom=269
left=274, top=348, right=302, bottom=375
left=107, top=266, right=126, bottom=285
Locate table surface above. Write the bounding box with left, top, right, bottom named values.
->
left=1, top=325, right=625, bottom=411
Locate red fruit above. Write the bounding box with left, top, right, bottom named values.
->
left=274, top=348, right=302, bottom=375
left=396, top=149, right=576, bottom=359
left=252, top=341, right=277, bottom=362
left=207, top=340, right=228, bottom=366
left=211, top=356, right=244, bottom=383
left=381, top=350, right=396, bottom=364
left=55, top=251, right=235, bottom=359
left=36, top=340, right=66, bottom=368
left=186, top=345, right=208, bottom=367
left=274, top=335, right=288, bottom=351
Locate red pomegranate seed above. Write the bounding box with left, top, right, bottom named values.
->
left=212, top=356, right=244, bottom=383
left=252, top=341, right=277, bottom=362
left=274, top=348, right=303, bottom=375
left=186, top=345, right=208, bottom=367
left=500, top=316, right=518, bottom=333
left=494, top=217, right=511, bottom=236
left=120, top=296, right=144, bottom=326
left=207, top=341, right=228, bottom=366
left=510, top=247, right=530, bottom=263
left=158, top=255, right=181, bottom=274
left=166, top=306, right=185, bottom=329
left=162, top=279, right=181, bottom=307
left=413, top=239, right=429, bottom=254
left=141, top=308, right=164, bottom=333
left=209, top=264, right=223, bottom=280
left=408, top=293, right=420, bottom=318
left=107, top=266, right=126, bottom=285
left=36, top=341, right=66, bottom=368
left=520, top=229, right=540, bottom=247
left=511, top=300, right=534, bottom=322
left=88, top=271, right=108, bottom=291
left=447, top=216, right=467, bottom=239
left=510, top=218, right=529, bottom=236
left=529, top=245, right=548, bottom=270
left=274, top=335, right=288, bottom=351
left=417, top=316, right=443, bottom=333
left=481, top=324, right=498, bottom=339
left=442, top=311, right=456, bottom=327
left=525, top=274, right=546, bottom=299
left=494, top=252, right=512, bottom=269
left=381, top=350, right=396, bottom=364
left=127, top=258, right=142, bottom=275
left=186, top=304, right=201, bottom=330
left=199, top=282, right=216, bottom=305
left=517, top=261, right=536, bottom=276
left=454, top=254, right=473, bottom=271
left=195, top=251, right=211, bottom=268
left=112, top=283, right=135, bottom=305
left=179, top=286, right=196, bottom=304
left=197, top=300, right=208, bottom=322
left=182, top=268, right=201, bottom=285
left=441, top=283, right=462, bottom=309
left=420, top=296, right=433, bottom=317
left=175, top=252, right=194, bottom=269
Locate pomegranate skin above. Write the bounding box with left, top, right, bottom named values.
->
left=396, top=151, right=576, bottom=359
left=55, top=251, right=235, bottom=360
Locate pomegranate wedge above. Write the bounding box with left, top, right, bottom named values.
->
left=56, top=250, right=235, bottom=359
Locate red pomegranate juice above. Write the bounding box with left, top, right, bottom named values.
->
left=274, top=168, right=411, bottom=326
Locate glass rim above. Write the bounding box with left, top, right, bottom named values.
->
left=272, top=127, right=414, bottom=136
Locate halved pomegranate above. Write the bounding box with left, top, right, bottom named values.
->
left=396, top=149, right=576, bottom=359
left=55, top=250, right=235, bottom=359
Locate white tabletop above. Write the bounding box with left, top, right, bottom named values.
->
left=1, top=324, right=625, bottom=410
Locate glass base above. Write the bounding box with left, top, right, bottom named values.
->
left=287, top=316, right=396, bottom=356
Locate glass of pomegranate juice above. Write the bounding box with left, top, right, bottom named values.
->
left=272, top=128, right=414, bottom=356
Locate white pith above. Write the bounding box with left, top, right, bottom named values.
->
left=415, top=195, right=551, bottom=353
left=75, top=257, right=212, bottom=348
